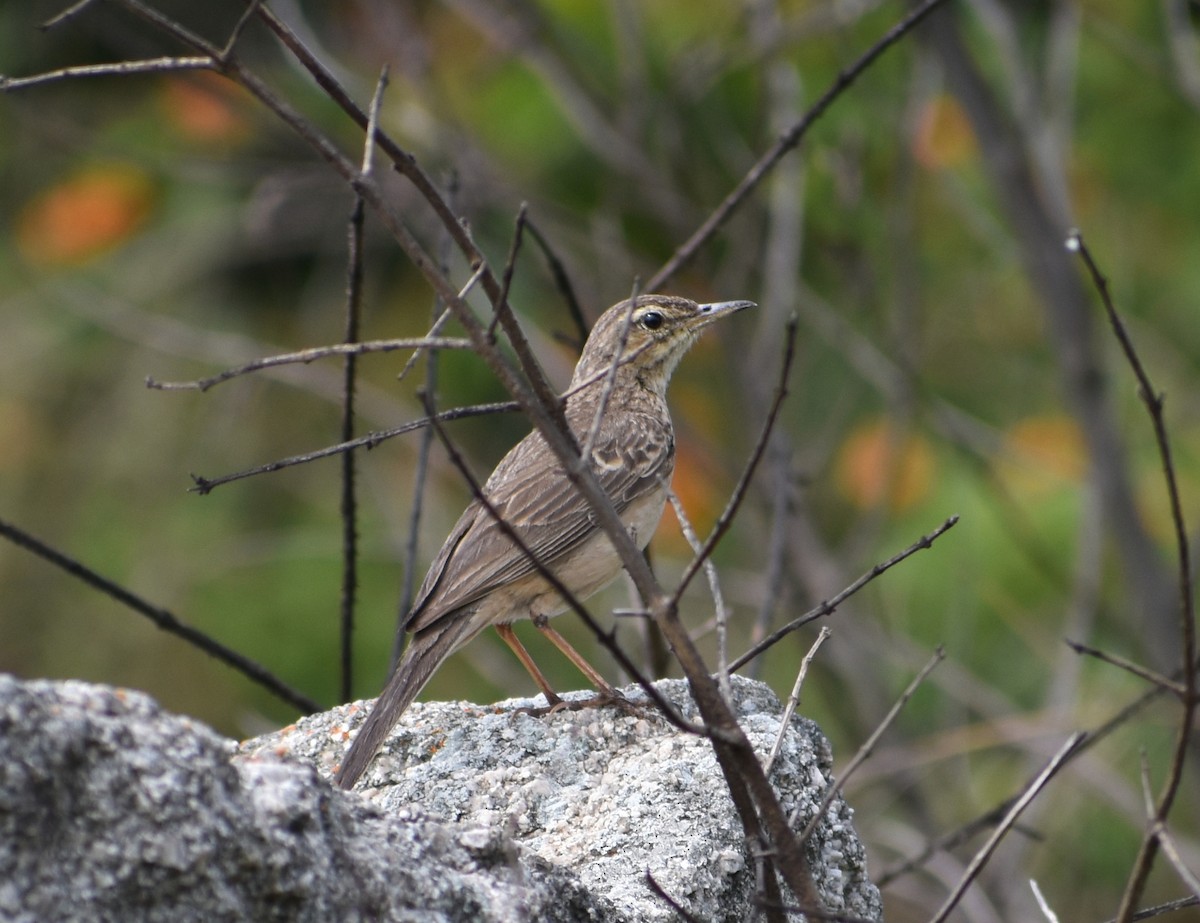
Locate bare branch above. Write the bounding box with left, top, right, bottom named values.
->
left=219, top=0, right=260, bottom=61
left=1065, top=639, right=1188, bottom=698
left=730, top=514, right=959, bottom=672
left=671, top=315, right=798, bottom=605
left=667, top=488, right=734, bottom=704
left=1102, top=897, right=1200, bottom=923
left=189, top=401, right=520, bottom=493
left=396, top=308, right=454, bottom=384
left=1155, top=821, right=1200, bottom=897
left=646, top=0, right=952, bottom=290
left=764, top=627, right=830, bottom=777
left=929, top=733, right=1084, bottom=923
left=360, top=64, right=389, bottom=177
left=798, top=647, right=944, bottom=842
left=487, top=204, right=529, bottom=341
left=0, top=516, right=320, bottom=715
left=1030, top=879, right=1061, bottom=923
left=146, top=337, right=472, bottom=392
left=581, top=290, right=639, bottom=464
left=1068, top=230, right=1197, bottom=921
left=186, top=346, right=681, bottom=494
left=2, top=56, right=214, bottom=90
left=341, top=64, right=392, bottom=692
left=522, top=214, right=588, bottom=348
left=39, top=0, right=102, bottom=31
left=338, top=196, right=366, bottom=703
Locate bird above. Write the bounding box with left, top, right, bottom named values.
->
left=334, top=293, right=754, bottom=788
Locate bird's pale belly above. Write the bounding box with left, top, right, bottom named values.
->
left=477, top=487, right=668, bottom=625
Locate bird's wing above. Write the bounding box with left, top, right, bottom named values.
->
left=406, top=412, right=674, bottom=632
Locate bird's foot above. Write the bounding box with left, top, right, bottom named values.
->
left=516, top=688, right=650, bottom=719
left=513, top=689, right=565, bottom=716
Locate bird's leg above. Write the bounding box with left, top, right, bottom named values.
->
left=532, top=617, right=644, bottom=717
left=494, top=623, right=564, bottom=708
left=531, top=617, right=614, bottom=693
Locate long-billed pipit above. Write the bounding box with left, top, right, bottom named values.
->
left=335, top=294, right=754, bottom=788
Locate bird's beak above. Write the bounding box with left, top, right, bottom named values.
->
left=695, top=300, right=756, bottom=324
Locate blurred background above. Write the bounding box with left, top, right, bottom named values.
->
left=2, top=0, right=1198, bottom=918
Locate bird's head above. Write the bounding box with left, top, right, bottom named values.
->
left=570, top=294, right=755, bottom=394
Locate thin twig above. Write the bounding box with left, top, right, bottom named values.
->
left=0, top=516, right=320, bottom=714
left=1030, top=879, right=1061, bottom=923
left=488, top=204, right=529, bottom=340
left=146, top=337, right=471, bottom=392
left=646, top=0, right=952, bottom=290
left=338, top=196, right=366, bottom=703
left=395, top=183, right=459, bottom=668
left=336, top=70, right=389, bottom=698
left=187, top=345, right=678, bottom=494
left=667, top=488, right=734, bottom=704
left=189, top=401, right=520, bottom=493
left=1065, top=639, right=1187, bottom=698
left=253, top=2, right=565, bottom=407
left=40, top=0, right=104, bottom=31
left=581, top=289, right=639, bottom=465
left=732, top=514, right=960, bottom=672
left=929, top=733, right=1085, bottom=923
left=764, top=627, right=830, bottom=777
left=671, top=315, right=798, bottom=605
left=797, top=647, right=945, bottom=841
left=1100, top=897, right=1200, bottom=923
left=748, top=443, right=794, bottom=680
left=1155, top=822, right=1200, bottom=897
left=1068, top=231, right=1197, bottom=922
left=644, top=871, right=703, bottom=923
left=218, top=0, right=260, bottom=61
left=396, top=308, right=453, bottom=383
left=523, top=214, right=588, bottom=347
left=360, top=65, right=389, bottom=177
left=2, top=56, right=214, bottom=90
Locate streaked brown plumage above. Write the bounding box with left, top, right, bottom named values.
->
left=335, top=294, right=753, bottom=788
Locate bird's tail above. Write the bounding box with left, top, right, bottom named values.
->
left=334, top=614, right=478, bottom=789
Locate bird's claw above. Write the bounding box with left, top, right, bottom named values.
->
left=514, top=688, right=650, bottom=719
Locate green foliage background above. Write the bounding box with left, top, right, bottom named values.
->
left=2, top=0, right=1199, bottom=918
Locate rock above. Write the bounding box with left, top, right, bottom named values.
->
left=0, top=672, right=882, bottom=922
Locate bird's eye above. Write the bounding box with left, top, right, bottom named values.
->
left=640, top=311, right=664, bottom=330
